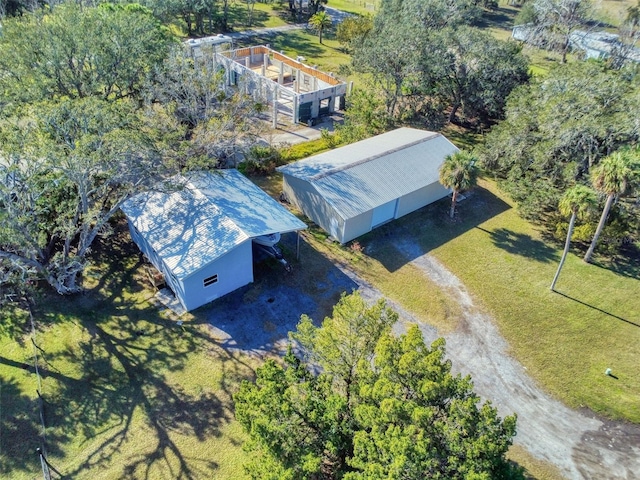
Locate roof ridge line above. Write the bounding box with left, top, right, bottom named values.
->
left=309, top=131, right=441, bottom=181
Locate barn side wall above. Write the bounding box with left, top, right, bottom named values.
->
left=342, top=210, right=374, bottom=244
left=127, top=220, right=254, bottom=312
left=181, top=240, right=254, bottom=312
left=396, top=183, right=450, bottom=218
left=282, top=175, right=345, bottom=240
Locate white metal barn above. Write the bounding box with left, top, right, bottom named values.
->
left=121, top=169, right=306, bottom=312
left=277, top=128, right=458, bottom=244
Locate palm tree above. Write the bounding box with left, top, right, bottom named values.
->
left=550, top=185, right=597, bottom=291
left=309, top=11, right=332, bottom=44
left=438, top=150, right=479, bottom=219
left=583, top=150, right=638, bottom=263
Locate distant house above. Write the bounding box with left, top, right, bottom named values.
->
left=277, top=128, right=458, bottom=244
left=511, top=24, right=535, bottom=43
left=185, top=33, right=234, bottom=58
left=568, top=30, right=640, bottom=64
left=512, top=24, right=640, bottom=65
left=121, top=170, right=306, bottom=312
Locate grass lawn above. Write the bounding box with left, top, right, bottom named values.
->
left=237, top=28, right=352, bottom=74
left=0, top=231, right=259, bottom=480
left=254, top=164, right=640, bottom=422
left=230, top=2, right=291, bottom=30
left=595, top=0, right=637, bottom=27
left=428, top=180, right=640, bottom=422
left=328, top=0, right=381, bottom=15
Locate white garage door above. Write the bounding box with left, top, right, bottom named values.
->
left=371, top=199, right=397, bottom=227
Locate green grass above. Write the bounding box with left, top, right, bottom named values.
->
left=228, top=2, right=291, bottom=30
left=507, top=444, right=566, bottom=480
left=441, top=124, right=484, bottom=151
left=254, top=171, right=640, bottom=424
left=595, top=0, right=636, bottom=27
left=370, top=179, right=639, bottom=422
left=238, top=28, right=352, bottom=74
left=427, top=180, right=640, bottom=422
left=302, top=222, right=464, bottom=333
left=0, top=229, right=258, bottom=480
left=327, top=0, right=381, bottom=15
left=474, top=1, right=520, bottom=41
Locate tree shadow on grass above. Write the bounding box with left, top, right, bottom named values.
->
left=227, top=3, right=271, bottom=29
left=473, top=6, right=519, bottom=32
left=41, top=306, right=240, bottom=479
left=3, top=222, right=256, bottom=479
left=478, top=227, right=559, bottom=263
left=0, top=377, right=67, bottom=477
left=361, top=187, right=512, bottom=273
left=589, top=243, right=640, bottom=281
left=238, top=30, right=326, bottom=59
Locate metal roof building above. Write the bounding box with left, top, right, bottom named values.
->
left=121, top=169, right=306, bottom=312
left=277, top=128, right=458, bottom=244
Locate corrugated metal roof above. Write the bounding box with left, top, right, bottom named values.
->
left=121, top=170, right=306, bottom=279
left=278, top=128, right=458, bottom=219
left=187, top=169, right=307, bottom=237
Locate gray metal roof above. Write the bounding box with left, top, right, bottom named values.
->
left=569, top=30, right=640, bottom=63
left=121, top=170, right=306, bottom=279
left=278, top=128, right=458, bottom=219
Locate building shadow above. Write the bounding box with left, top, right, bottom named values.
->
left=195, top=232, right=358, bottom=355
left=363, top=186, right=512, bottom=272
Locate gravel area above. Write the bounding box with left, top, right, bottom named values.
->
left=205, top=234, right=640, bottom=479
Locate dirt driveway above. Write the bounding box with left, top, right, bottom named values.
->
left=205, top=237, right=640, bottom=479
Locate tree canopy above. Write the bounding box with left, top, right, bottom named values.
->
left=0, top=97, right=161, bottom=293
left=349, top=0, right=529, bottom=129
left=479, top=61, right=640, bottom=248
left=309, top=11, right=332, bottom=44
left=0, top=3, right=174, bottom=109
left=516, top=0, right=594, bottom=62
left=439, top=150, right=479, bottom=218
left=234, top=292, right=521, bottom=480
left=584, top=149, right=640, bottom=262
left=0, top=3, right=264, bottom=299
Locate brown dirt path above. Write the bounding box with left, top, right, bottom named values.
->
left=206, top=236, right=640, bottom=479
left=365, top=238, right=640, bottom=480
